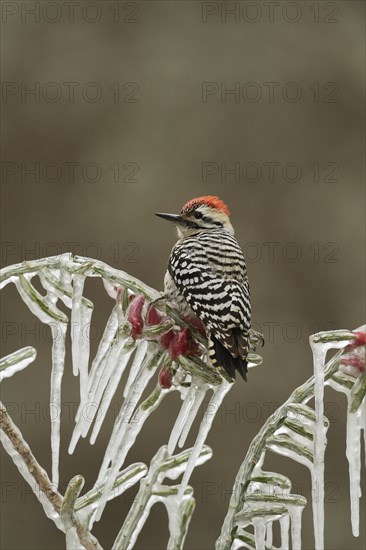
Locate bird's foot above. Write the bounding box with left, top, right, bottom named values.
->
left=249, top=328, right=265, bottom=351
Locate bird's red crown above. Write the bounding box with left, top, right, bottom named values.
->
left=182, top=196, right=230, bottom=216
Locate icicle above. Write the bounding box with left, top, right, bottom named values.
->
left=77, top=299, right=93, bottom=414
left=167, top=382, right=200, bottom=454
left=50, top=322, right=67, bottom=488
left=93, top=349, right=162, bottom=523
left=68, top=320, right=128, bottom=454
left=178, top=383, right=207, bottom=448
left=309, top=342, right=327, bottom=550
left=310, top=332, right=355, bottom=550
left=346, top=403, right=363, bottom=536
left=88, top=337, right=136, bottom=436
left=279, top=515, right=290, bottom=550
left=289, top=505, right=303, bottom=549
left=86, top=306, right=119, bottom=395
left=265, top=521, right=273, bottom=547
left=253, top=519, right=266, bottom=550
left=69, top=307, right=119, bottom=451
left=123, top=340, right=148, bottom=398
left=362, top=398, right=366, bottom=468
left=178, top=380, right=231, bottom=500
left=89, top=342, right=136, bottom=444
left=13, top=275, right=68, bottom=489
left=88, top=335, right=132, bottom=419
left=70, top=274, right=86, bottom=377
left=95, top=347, right=161, bottom=482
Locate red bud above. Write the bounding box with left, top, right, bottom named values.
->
left=146, top=304, right=162, bottom=325
left=181, top=314, right=206, bottom=336
left=170, top=328, right=190, bottom=360
left=160, top=329, right=175, bottom=349
left=341, top=355, right=365, bottom=373
left=127, top=295, right=145, bottom=338
left=159, top=366, right=173, bottom=389
left=353, top=331, right=366, bottom=347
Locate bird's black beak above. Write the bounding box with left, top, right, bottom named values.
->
left=155, top=212, right=186, bottom=225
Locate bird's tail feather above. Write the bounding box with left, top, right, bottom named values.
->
left=208, top=336, right=248, bottom=381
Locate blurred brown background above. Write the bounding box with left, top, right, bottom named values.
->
left=1, top=1, right=365, bottom=549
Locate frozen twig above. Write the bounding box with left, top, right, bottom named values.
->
left=0, top=401, right=62, bottom=511
left=216, top=327, right=365, bottom=550
left=0, top=402, right=102, bottom=550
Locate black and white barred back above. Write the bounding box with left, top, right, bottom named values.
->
left=166, top=228, right=251, bottom=380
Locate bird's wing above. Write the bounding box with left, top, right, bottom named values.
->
left=168, top=234, right=251, bottom=358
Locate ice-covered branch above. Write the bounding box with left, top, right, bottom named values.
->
left=0, top=254, right=264, bottom=549
left=2, top=254, right=363, bottom=550
left=217, top=327, right=365, bottom=550
left=0, top=402, right=102, bottom=550
left=0, top=401, right=63, bottom=513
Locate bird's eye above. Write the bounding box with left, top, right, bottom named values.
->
left=194, top=211, right=203, bottom=219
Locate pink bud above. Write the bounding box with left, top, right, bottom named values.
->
left=345, top=330, right=366, bottom=351
left=159, top=366, right=173, bottom=389
left=170, top=328, right=190, bottom=360
left=352, top=331, right=366, bottom=347
left=181, top=314, right=206, bottom=336
left=146, top=304, right=162, bottom=325
left=160, top=329, right=175, bottom=350
left=127, top=295, right=145, bottom=338
left=341, top=355, right=365, bottom=373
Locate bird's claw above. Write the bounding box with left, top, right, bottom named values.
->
left=249, top=329, right=265, bottom=351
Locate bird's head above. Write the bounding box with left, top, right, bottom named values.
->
left=156, top=196, right=233, bottom=239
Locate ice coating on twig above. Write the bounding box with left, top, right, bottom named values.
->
left=167, top=379, right=200, bottom=454
left=2, top=255, right=364, bottom=550
left=0, top=254, right=305, bottom=550
left=69, top=320, right=130, bottom=453
left=0, top=347, right=37, bottom=382
left=216, top=328, right=365, bottom=550
left=89, top=341, right=136, bottom=444
left=113, top=445, right=211, bottom=549
left=123, top=340, right=149, bottom=398
left=69, top=307, right=119, bottom=451
left=310, top=331, right=361, bottom=549
left=0, top=429, right=64, bottom=531
left=70, top=275, right=93, bottom=414
left=93, top=345, right=161, bottom=522
left=178, top=380, right=232, bottom=500
left=179, top=382, right=207, bottom=448
left=309, top=341, right=327, bottom=550
left=346, top=404, right=363, bottom=537
left=14, top=274, right=69, bottom=489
